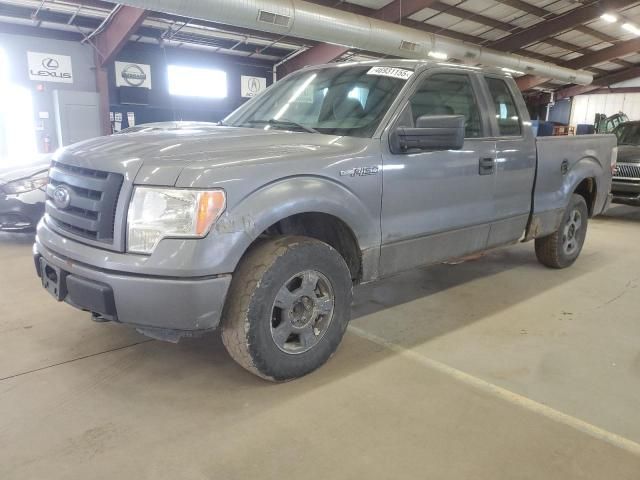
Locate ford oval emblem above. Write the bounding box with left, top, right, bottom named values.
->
left=52, top=185, right=71, bottom=209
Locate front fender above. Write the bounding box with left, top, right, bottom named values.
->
left=203, top=175, right=381, bottom=275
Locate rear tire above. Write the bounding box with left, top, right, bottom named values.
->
left=535, top=194, right=589, bottom=269
left=221, top=236, right=353, bottom=381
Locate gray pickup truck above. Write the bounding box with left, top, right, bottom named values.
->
left=34, top=61, right=615, bottom=381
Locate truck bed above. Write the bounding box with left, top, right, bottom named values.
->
left=529, top=134, right=615, bottom=238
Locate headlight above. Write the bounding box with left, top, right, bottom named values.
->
left=127, top=187, right=226, bottom=254
left=2, top=170, right=48, bottom=194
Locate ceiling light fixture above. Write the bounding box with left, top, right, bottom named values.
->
left=622, top=23, right=640, bottom=36
left=600, top=13, right=617, bottom=23
left=428, top=51, right=448, bottom=60
left=501, top=67, right=525, bottom=75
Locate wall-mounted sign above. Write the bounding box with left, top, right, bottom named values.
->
left=115, top=62, right=152, bottom=89
left=241, top=75, right=267, bottom=98
left=28, top=52, right=73, bottom=83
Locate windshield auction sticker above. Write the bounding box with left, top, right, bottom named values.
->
left=366, top=66, right=414, bottom=80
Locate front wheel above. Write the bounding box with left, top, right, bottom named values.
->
left=221, top=236, right=353, bottom=381
left=535, top=194, right=589, bottom=269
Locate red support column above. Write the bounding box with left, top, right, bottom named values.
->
left=93, top=6, right=147, bottom=135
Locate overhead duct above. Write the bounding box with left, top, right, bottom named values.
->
left=107, top=0, right=593, bottom=85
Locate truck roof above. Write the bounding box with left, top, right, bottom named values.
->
left=300, top=59, right=511, bottom=77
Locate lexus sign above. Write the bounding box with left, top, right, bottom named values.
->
left=28, top=52, right=73, bottom=83
left=115, top=62, right=152, bottom=89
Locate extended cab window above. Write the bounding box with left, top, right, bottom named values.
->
left=402, top=73, right=482, bottom=138
left=485, top=77, right=522, bottom=136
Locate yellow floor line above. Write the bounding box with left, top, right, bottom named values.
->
left=348, top=325, right=640, bottom=457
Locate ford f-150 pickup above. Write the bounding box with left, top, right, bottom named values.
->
left=34, top=60, right=616, bottom=381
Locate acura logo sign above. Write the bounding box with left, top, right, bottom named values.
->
left=52, top=185, right=71, bottom=210
left=247, top=77, right=261, bottom=94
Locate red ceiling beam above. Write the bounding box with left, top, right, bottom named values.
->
left=93, top=5, right=147, bottom=135
left=488, top=0, right=635, bottom=52
left=495, top=0, right=619, bottom=43
left=555, top=65, right=640, bottom=100
left=95, top=5, right=147, bottom=67
left=277, top=0, right=438, bottom=77
left=516, top=75, right=551, bottom=91
left=517, top=35, right=640, bottom=91
left=564, top=36, right=640, bottom=70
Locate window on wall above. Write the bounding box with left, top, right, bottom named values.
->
left=167, top=65, right=227, bottom=98
left=0, top=47, right=37, bottom=165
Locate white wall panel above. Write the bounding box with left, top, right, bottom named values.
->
left=570, top=92, right=640, bottom=125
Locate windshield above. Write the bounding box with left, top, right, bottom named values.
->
left=615, top=123, right=640, bottom=145
left=225, top=66, right=411, bottom=137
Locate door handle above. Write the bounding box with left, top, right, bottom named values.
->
left=479, top=157, right=495, bottom=175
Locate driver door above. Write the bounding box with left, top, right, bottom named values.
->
left=379, top=70, right=497, bottom=276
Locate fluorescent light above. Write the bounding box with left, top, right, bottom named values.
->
left=501, top=67, right=525, bottom=75
left=622, top=23, right=640, bottom=36
left=428, top=51, right=448, bottom=60
left=601, top=13, right=617, bottom=23
left=167, top=65, right=227, bottom=98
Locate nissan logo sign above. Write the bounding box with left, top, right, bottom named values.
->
left=121, top=64, right=147, bottom=87
left=52, top=185, right=71, bottom=210
left=42, top=58, right=59, bottom=70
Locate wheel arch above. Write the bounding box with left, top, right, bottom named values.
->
left=566, top=156, right=603, bottom=217
left=220, top=176, right=380, bottom=283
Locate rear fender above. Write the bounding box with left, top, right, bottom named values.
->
left=527, top=156, right=603, bottom=240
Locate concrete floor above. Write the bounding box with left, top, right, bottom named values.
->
left=1, top=205, right=639, bottom=479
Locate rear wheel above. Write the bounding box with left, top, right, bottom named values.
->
left=221, top=236, right=352, bottom=381
left=535, top=194, right=589, bottom=269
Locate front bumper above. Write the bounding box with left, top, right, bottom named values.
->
left=0, top=189, right=45, bottom=231
left=611, top=179, right=640, bottom=206
left=34, top=238, right=232, bottom=341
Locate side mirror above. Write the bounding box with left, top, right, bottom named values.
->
left=390, top=115, right=465, bottom=154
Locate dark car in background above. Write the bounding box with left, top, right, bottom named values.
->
left=0, top=156, right=50, bottom=231
left=612, top=121, right=640, bottom=206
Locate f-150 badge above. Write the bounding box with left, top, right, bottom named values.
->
left=340, top=166, right=379, bottom=177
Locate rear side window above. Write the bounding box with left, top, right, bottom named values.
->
left=406, top=73, right=483, bottom=138
left=485, top=77, right=522, bottom=136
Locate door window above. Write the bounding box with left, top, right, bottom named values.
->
left=485, top=77, right=522, bottom=136
left=401, top=73, right=483, bottom=138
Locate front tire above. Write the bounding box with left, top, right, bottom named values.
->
left=221, top=236, right=353, bottom=381
left=535, top=194, right=589, bottom=269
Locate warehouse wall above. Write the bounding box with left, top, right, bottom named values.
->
left=570, top=93, right=640, bottom=125
left=0, top=32, right=97, bottom=151
left=108, top=42, right=274, bottom=127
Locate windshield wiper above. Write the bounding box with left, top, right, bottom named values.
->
left=245, top=119, right=319, bottom=134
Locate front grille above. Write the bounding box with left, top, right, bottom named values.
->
left=614, top=163, right=640, bottom=180
left=46, top=161, right=123, bottom=244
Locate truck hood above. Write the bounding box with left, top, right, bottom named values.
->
left=54, top=124, right=355, bottom=185
left=617, top=144, right=640, bottom=164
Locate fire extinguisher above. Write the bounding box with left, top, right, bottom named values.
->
left=43, top=134, right=51, bottom=153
